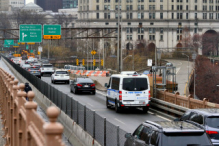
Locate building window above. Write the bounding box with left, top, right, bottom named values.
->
left=203, top=13, right=207, bottom=19
left=209, top=13, right=213, bottom=19
left=96, top=5, right=99, bottom=10
left=160, top=35, right=163, bottom=41
left=160, top=13, right=163, bottom=19
left=149, top=13, right=155, bottom=19
left=127, top=35, right=132, bottom=40
left=172, top=13, right=174, bottom=19
left=138, top=35, right=144, bottom=40
left=177, top=13, right=183, bottom=19
left=160, top=28, right=163, bottom=34
left=186, top=13, right=188, bottom=19
left=149, top=28, right=155, bottom=34
left=96, top=13, right=99, bottom=19
left=160, top=5, right=163, bottom=10
left=138, top=28, right=144, bottom=33
left=126, top=28, right=133, bottom=33
left=195, top=13, right=197, bottom=19
left=149, top=35, right=155, bottom=40
left=96, top=0, right=99, bottom=2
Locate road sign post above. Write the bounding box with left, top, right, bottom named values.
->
left=19, top=25, right=42, bottom=43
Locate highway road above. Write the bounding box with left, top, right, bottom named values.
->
left=41, top=75, right=170, bottom=133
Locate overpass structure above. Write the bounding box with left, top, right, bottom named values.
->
left=1, top=55, right=219, bottom=146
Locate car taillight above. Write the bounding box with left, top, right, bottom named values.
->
left=28, top=69, right=30, bottom=71
left=119, top=91, right=122, bottom=100
left=206, top=131, right=218, bottom=134
left=148, top=90, right=151, bottom=100
left=90, top=84, right=95, bottom=87
left=77, top=84, right=83, bottom=87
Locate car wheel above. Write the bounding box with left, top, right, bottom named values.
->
left=106, top=97, right=111, bottom=108
left=70, top=87, right=73, bottom=93
left=142, top=106, right=149, bottom=113
left=39, top=76, right=41, bottom=79
left=92, top=90, right=96, bottom=95
left=41, top=73, right=43, bottom=76
left=75, top=89, right=78, bottom=94
left=115, top=101, right=121, bottom=113
left=67, top=81, right=69, bottom=84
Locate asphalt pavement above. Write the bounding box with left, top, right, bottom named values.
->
left=42, top=75, right=170, bottom=133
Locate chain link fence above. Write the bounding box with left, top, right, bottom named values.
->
left=2, top=55, right=128, bottom=146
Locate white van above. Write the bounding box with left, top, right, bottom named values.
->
left=105, top=73, right=150, bottom=113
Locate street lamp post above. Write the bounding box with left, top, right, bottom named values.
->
left=182, top=53, right=189, bottom=82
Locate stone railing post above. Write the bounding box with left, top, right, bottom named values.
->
left=12, top=80, right=19, bottom=146
left=188, top=94, right=193, bottom=109
left=174, top=92, right=179, bottom=105
left=44, top=107, right=64, bottom=146
left=25, top=91, right=37, bottom=146
left=17, top=83, right=26, bottom=146
left=203, top=98, right=209, bottom=108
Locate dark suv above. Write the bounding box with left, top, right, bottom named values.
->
left=124, top=120, right=212, bottom=146
left=176, top=108, right=219, bottom=146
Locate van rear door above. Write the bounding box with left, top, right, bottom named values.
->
left=122, top=77, right=150, bottom=105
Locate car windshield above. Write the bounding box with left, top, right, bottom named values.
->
left=65, top=66, right=70, bottom=69
left=162, top=132, right=212, bottom=146
left=206, top=116, right=219, bottom=128
left=43, top=65, right=53, bottom=68
left=122, top=78, right=148, bottom=91
left=56, top=71, right=68, bottom=74
left=78, top=78, right=93, bottom=83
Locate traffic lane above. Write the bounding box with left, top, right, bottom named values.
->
left=42, top=76, right=169, bottom=133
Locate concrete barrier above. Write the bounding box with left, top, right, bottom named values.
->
left=2, top=58, right=101, bottom=146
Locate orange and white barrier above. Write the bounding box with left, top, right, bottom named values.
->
left=70, top=70, right=110, bottom=77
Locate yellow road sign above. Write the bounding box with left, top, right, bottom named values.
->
left=27, top=42, right=35, bottom=45
left=82, top=59, right=85, bottom=66
left=101, top=59, right=104, bottom=66
left=44, top=35, right=61, bottom=39
left=76, top=59, right=79, bottom=66
left=93, top=59, right=96, bottom=66
left=91, top=50, right=97, bottom=55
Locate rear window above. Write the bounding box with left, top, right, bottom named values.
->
left=30, top=67, right=39, bottom=70
left=56, top=71, right=68, bottom=74
left=43, top=65, right=53, bottom=68
left=206, top=117, right=219, bottom=128
left=162, top=132, right=212, bottom=146
left=78, top=78, right=93, bottom=83
left=123, top=78, right=148, bottom=91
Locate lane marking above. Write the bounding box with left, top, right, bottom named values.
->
left=176, top=67, right=181, bottom=74
left=115, top=118, right=126, bottom=125
left=87, top=103, right=94, bottom=107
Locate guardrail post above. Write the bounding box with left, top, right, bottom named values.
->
left=44, top=106, right=64, bottom=146
left=104, top=118, right=106, bottom=146
left=203, top=98, right=209, bottom=108
left=117, top=125, right=120, bottom=146
left=25, top=91, right=37, bottom=146
left=84, top=105, right=86, bottom=131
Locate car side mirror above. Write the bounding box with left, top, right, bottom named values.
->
left=125, top=133, right=132, bottom=138
left=70, top=80, right=74, bottom=84
left=105, top=83, right=108, bottom=88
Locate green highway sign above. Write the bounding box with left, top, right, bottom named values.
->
left=4, top=40, right=14, bottom=45
left=43, top=25, right=61, bottom=39
left=4, top=45, right=10, bottom=48
left=19, top=24, right=42, bottom=43
left=26, top=45, right=29, bottom=50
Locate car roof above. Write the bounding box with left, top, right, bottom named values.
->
left=144, top=121, right=204, bottom=132
left=55, top=69, right=67, bottom=72
left=111, top=74, right=148, bottom=78
left=42, top=64, right=53, bottom=65
left=189, top=108, right=219, bottom=116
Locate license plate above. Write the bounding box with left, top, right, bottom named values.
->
left=61, top=75, right=64, bottom=77
left=139, top=100, right=145, bottom=104
left=84, top=85, right=89, bottom=87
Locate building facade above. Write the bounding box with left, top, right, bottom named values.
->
left=10, top=0, right=25, bottom=8
left=36, top=0, right=62, bottom=12
left=63, top=0, right=78, bottom=8
left=77, top=0, right=219, bottom=50
left=0, top=0, right=9, bottom=11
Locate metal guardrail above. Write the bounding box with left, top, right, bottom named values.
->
left=2, top=55, right=127, bottom=146
left=0, top=68, right=65, bottom=146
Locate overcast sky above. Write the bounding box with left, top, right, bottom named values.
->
left=26, top=0, right=34, bottom=4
